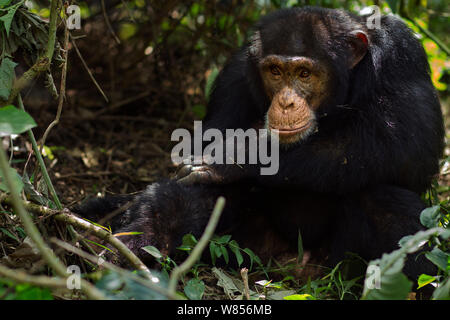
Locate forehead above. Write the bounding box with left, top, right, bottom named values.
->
left=258, top=12, right=331, bottom=58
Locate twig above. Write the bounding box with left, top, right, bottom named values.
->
left=69, top=34, right=109, bottom=102
left=0, top=148, right=105, bottom=300
left=51, top=238, right=181, bottom=300
left=93, top=90, right=152, bottom=117
left=6, top=0, right=60, bottom=104
left=0, top=195, right=151, bottom=277
left=7, top=57, right=50, bottom=105
left=404, top=15, right=450, bottom=56
left=240, top=268, right=250, bottom=300
left=101, top=0, right=121, bottom=45
left=0, top=264, right=67, bottom=289
left=168, top=197, right=226, bottom=296
left=39, top=17, right=70, bottom=155
left=17, top=94, right=63, bottom=209
left=54, top=210, right=151, bottom=276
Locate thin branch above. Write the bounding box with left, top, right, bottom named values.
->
left=6, top=0, right=61, bottom=104
left=51, top=238, right=180, bottom=300
left=17, top=94, right=63, bottom=209
left=0, top=147, right=105, bottom=300
left=404, top=15, right=450, bottom=56
left=0, top=195, right=152, bottom=277
left=101, top=0, right=121, bottom=45
left=0, top=264, right=67, bottom=289
left=39, top=18, right=70, bottom=155
left=168, top=197, right=226, bottom=296
left=7, top=57, right=50, bottom=105
left=70, top=34, right=109, bottom=102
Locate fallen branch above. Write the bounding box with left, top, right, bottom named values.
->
left=51, top=238, right=180, bottom=300
left=0, top=148, right=105, bottom=300
left=0, top=264, right=68, bottom=289
left=0, top=195, right=152, bottom=277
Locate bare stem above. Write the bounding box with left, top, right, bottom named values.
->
left=7, top=0, right=61, bottom=104
left=0, top=149, right=105, bottom=299
left=0, top=195, right=151, bottom=277
left=168, top=197, right=226, bottom=296
left=17, top=94, right=63, bottom=209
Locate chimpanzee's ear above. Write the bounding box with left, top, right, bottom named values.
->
left=348, top=30, right=369, bottom=68
left=248, top=30, right=262, bottom=58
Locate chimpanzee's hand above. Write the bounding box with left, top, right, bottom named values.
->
left=174, top=156, right=246, bottom=185
left=174, top=156, right=225, bottom=184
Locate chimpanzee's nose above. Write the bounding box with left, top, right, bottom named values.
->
left=279, top=88, right=296, bottom=109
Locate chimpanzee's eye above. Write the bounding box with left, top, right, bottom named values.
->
left=270, top=65, right=281, bottom=76
left=299, top=69, right=311, bottom=78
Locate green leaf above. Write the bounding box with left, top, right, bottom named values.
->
left=363, top=228, right=446, bottom=300
left=417, top=274, right=436, bottom=289
left=15, top=284, right=53, bottom=300
left=205, top=66, right=219, bottom=100
left=177, top=233, right=197, bottom=251
left=244, top=247, right=261, bottom=270
left=362, top=250, right=412, bottom=300
left=283, top=294, right=316, bottom=300
left=141, top=245, right=162, bottom=259
left=214, top=243, right=223, bottom=260
left=0, top=227, right=19, bottom=242
left=0, top=105, right=36, bottom=136
left=420, top=205, right=441, bottom=228
left=0, top=166, right=24, bottom=193
left=0, top=1, right=24, bottom=36
left=243, top=248, right=256, bottom=270
left=216, top=234, right=231, bottom=244
left=220, top=245, right=229, bottom=264
left=425, top=248, right=449, bottom=272
left=228, top=240, right=243, bottom=267
left=0, top=1, right=13, bottom=8
left=209, top=242, right=217, bottom=265
left=0, top=58, right=17, bottom=100
left=432, top=277, right=450, bottom=300
left=184, top=278, right=205, bottom=300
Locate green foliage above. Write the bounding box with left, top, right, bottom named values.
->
left=0, top=1, right=52, bottom=66
left=283, top=293, right=316, bottom=300
left=0, top=281, right=53, bottom=300
left=183, top=278, right=205, bottom=300
left=0, top=165, right=23, bottom=193
left=0, top=58, right=17, bottom=100
left=208, top=234, right=262, bottom=271
left=95, top=270, right=169, bottom=300
left=0, top=0, right=23, bottom=36
left=362, top=207, right=450, bottom=300
left=0, top=105, right=36, bottom=136
left=141, top=245, right=178, bottom=275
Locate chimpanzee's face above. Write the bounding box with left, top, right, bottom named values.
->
left=259, top=54, right=331, bottom=144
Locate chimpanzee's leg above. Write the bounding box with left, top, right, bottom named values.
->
left=329, top=185, right=435, bottom=279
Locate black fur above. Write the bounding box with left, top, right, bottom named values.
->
left=74, top=7, right=444, bottom=279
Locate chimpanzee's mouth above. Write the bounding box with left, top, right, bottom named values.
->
left=270, top=122, right=312, bottom=136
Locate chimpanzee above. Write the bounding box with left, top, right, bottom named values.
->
left=74, top=7, right=444, bottom=279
